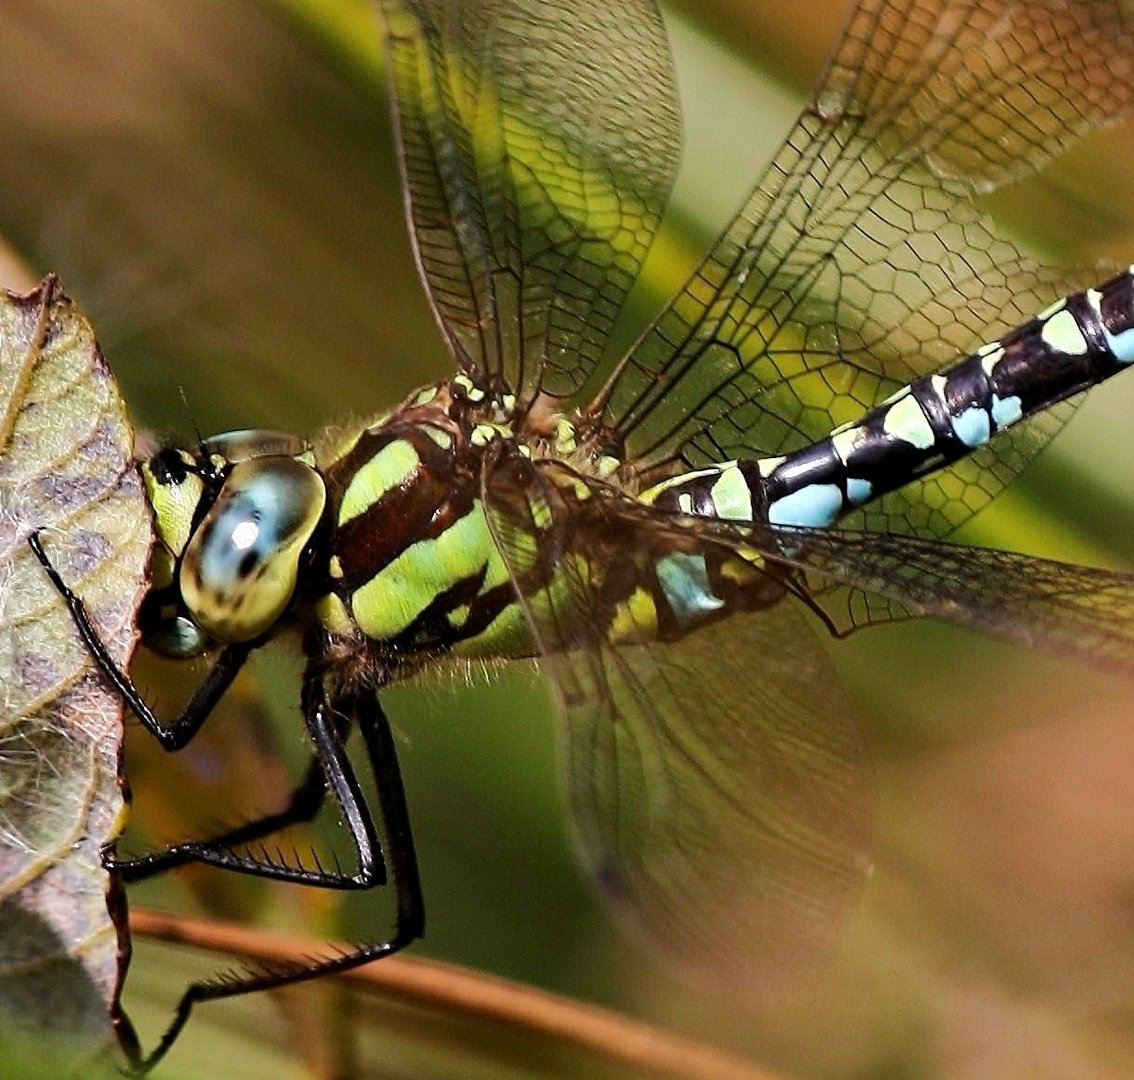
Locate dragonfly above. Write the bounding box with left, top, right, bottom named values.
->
left=29, top=0, right=1134, bottom=1072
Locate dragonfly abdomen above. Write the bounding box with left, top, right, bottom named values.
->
left=642, top=268, right=1134, bottom=536
left=759, top=269, right=1134, bottom=529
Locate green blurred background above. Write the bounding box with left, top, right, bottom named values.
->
left=2, top=1, right=1134, bottom=1077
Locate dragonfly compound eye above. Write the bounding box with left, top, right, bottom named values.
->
left=200, top=428, right=311, bottom=464
left=180, top=456, right=326, bottom=643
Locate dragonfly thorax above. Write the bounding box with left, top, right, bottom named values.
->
left=314, top=376, right=536, bottom=668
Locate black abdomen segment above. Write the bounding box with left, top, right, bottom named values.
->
left=755, top=268, right=1134, bottom=528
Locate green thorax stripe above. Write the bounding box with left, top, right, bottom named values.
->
left=325, top=424, right=470, bottom=594
left=350, top=498, right=511, bottom=642
left=339, top=439, right=421, bottom=525
left=321, top=423, right=537, bottom=654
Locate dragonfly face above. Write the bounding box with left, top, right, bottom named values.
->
left=140, top=429, right=325, bottom=658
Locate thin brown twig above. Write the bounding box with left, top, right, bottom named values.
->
left=131, top=906, right=792, bottom=1080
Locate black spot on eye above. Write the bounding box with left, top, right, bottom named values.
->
left=151, top=448, right=188, bottom=486
left=238, top=550, right=259, bottom=578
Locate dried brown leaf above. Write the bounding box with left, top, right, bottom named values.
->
left=0, top=277, right=149, bottom=1070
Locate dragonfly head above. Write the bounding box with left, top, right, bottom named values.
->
left=140, top=429, right=326, bottom=658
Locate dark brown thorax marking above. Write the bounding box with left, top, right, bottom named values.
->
left=327, top=426, right=476, bottom=594
left=321, top=386, right=487, bottom=595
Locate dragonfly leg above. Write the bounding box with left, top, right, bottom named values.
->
left=129, top=686, right=423, bottom=1077
left=30, top=531, right=378, bottom=888
left=112, top=755, right=331, bottom=881
left=28, top=530, right=251, bottom=750
left=114, top=667, right=387, bottom=889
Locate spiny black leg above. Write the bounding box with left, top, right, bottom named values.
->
left=114, top=696, right=360, bottom=878
left=29, top=530, right=252, bottom=750
left=115, top=668, right=385, bottom=888
left=111, top=756, right=330, bottom=881
left=350, top=686, right=424, bottom=941
left=130, top=686, right=424, bottom=1077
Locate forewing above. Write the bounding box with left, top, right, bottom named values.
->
left=610, top=0, right=1134, bottom=538
left=379, top=0, right=679, bottom=398
left=483, top=457, right=872, bottom=984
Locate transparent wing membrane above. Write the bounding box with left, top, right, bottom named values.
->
left=380, top=0, right=679, bottom=397
left=483, top=459, right=872, bottom=982
left=780, top=528, right=1134, bottom=666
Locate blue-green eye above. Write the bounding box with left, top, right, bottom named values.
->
left=179, top=456, right=326, bottom=643
left=144, top=612, right=211, bottom=659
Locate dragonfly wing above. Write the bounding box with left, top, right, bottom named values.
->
left=770, top=525, right=1134, bottom=670
left=530, top=484, right=1134, bottom=669
left=379, top=0, right=679, bottom=399
left=554, top=605, right=873, bottom=985
left=483, top=447, right=1134, bottom=984
left=609, top=0, right=1134, bottom=538
left=483, top=456, right=872, bottom=984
